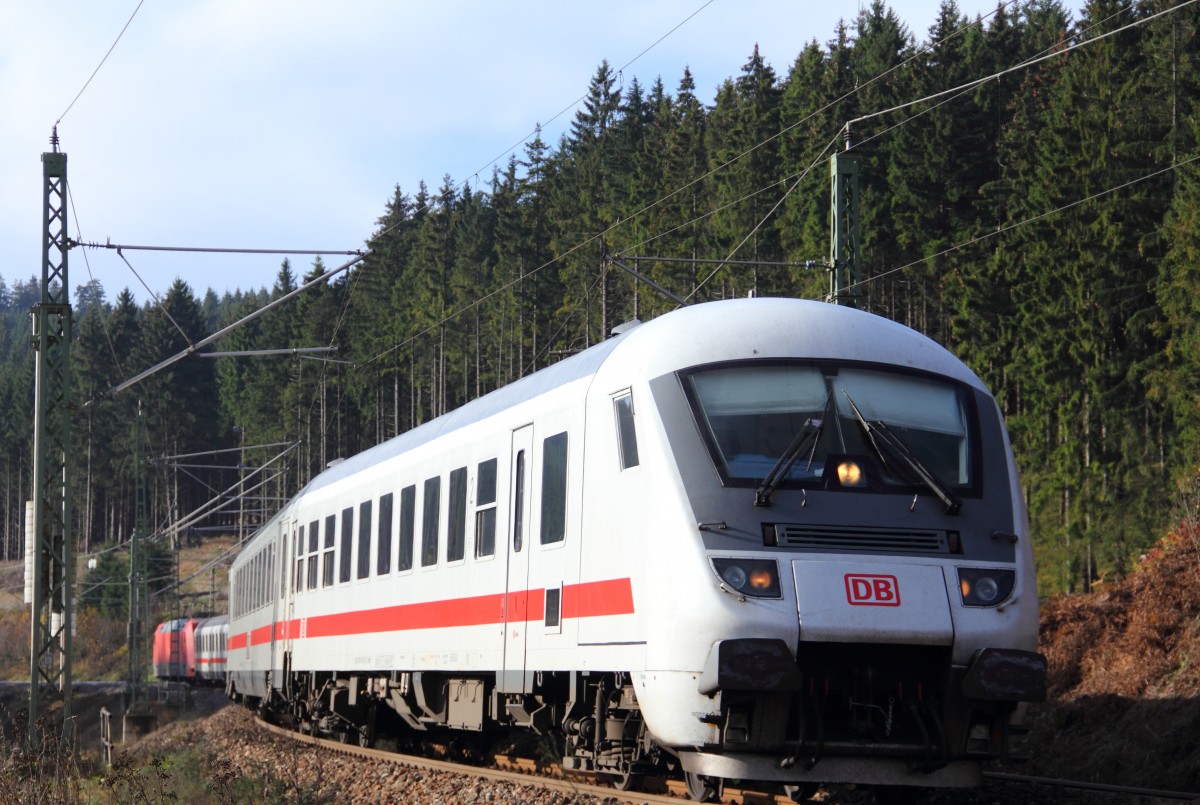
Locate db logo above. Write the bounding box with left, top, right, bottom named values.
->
left=844, top=574, right=901, bottom=607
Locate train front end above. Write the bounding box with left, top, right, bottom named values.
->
left=613, top=299, right=1045, bottom=794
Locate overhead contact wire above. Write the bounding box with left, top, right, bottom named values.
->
left=455, top=0, right=717, bottom=193
left=845, top=0, right=1198, bottom=136
left=56, top=0, right=147, bottom=125
left=116, top=249, right=196, bottom=348
left=841, top=153, right=1200, bottom=298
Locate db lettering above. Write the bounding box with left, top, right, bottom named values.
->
left=845, top=574, right=901, bottom=607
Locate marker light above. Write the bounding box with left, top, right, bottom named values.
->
left=711, top=558, right=782, bottom=598
left=958, top=568, right=1015, bottom=607
left=837, top=461, right=866, bottom=487
left=721, top=564, right=747, bottom=590
left=748, top=567, right=775, bottom=592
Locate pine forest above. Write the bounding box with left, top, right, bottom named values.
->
left=2, top=0, right=1198, bottom=597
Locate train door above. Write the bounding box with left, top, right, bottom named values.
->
left=501, top=424, right=534, bottom=693
left=271, top=518, right=294, bottom=696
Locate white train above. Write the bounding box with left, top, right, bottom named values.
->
left=227, top=298, right=1045, bottom=800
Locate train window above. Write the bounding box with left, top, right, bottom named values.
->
left=340, top=507, right=354, bottom=583
left=684, top=363, right=975, bottom=492
left=448, top=467, right=467, bottom=563
left=540, top=432, right=568, bottom=544
left=545, top=587, right=561, bottom=630
left=358, top=500, right=373, bottom=580
left=398, top=484, right=416, bottom=572
left=513, top=450, right=526, bottom=552
left=833, top=369, right=971, bottom=486
left=614, top=393, right=640, bottom=469
left=308, top=520, right=320, bottom=590
left=295, top=525, right=305, bottom=593
left=474, top=458, right=497, bottom=558
left=377, top=493, right=393, bottom=576
left=421, top=476, right=441, bottom=567
left=323, top=514, right=336, bottom=587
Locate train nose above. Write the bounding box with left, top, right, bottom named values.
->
left=792, top=560, right=953, bottom=645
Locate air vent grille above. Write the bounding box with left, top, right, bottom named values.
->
left=774, top=524, right=949, bottom=554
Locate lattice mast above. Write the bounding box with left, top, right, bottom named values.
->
left=127, top=402, right=151, bottom=713
left=29, top=131, right=74, bottom=744
left=830, top=148, right=862, bottom=308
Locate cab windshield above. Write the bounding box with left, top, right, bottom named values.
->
left=683, top=363, right=975, bottom=492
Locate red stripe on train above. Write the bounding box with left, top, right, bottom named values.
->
left=243, top=577, right=633, bottom=646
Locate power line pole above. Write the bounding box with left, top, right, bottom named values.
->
left=125, top=402, right=154, bottom=736
left=29, top=131, right=74, bottom=745
left=830, top=149, right=862, bottom=308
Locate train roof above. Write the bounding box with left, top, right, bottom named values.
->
left=298, top=298, right=984, bottom=498
left=609, top=297, right=986, bottom=389
left=301, top=328, right=627, bottom=496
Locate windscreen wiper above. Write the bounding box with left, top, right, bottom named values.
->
left=754, top=418, right=824, bottom=507
left=842, top=391, right=962, bottom=515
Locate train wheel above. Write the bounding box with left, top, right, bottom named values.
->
left=603, top=771, right=642, bottom=792
left=685, top=771, right=717, bottom=802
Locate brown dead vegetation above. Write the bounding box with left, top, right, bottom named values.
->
left=1022, top=520, right=1200, bottom=794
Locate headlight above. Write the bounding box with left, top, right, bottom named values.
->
left=957, top=567, right=1015, bottom=607
left=711, top=558, right=781, bottom=598
left=837, top=460, right=866, bottom=487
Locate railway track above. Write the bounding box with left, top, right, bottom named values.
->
left=253, top=716, right=818, bottom=804
left=252, top=717, right=1200, bottom=804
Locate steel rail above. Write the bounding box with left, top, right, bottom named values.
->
left=982, top=771, right=1199, bottom=801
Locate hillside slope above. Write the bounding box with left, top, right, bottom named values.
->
left=1024, top=519, right=1200, bottom=793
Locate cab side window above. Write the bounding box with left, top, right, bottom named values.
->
left=614, top=393, right=640, bottom=469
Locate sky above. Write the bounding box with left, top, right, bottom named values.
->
left=0, top=1, right=1084, bottom=307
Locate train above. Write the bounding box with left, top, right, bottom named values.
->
left=163, top=297, right=1047, bottom=801
left=152, top=615, right=228, bottom=684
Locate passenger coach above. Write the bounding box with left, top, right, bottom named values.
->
left=227, top=298, right=1045, bottom=799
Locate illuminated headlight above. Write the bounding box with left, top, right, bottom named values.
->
left=958, top=567, right=1015, bottom=607
left=711, top=558, right=781, bottom=598
left=837, top=460, right=866, bottom=487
